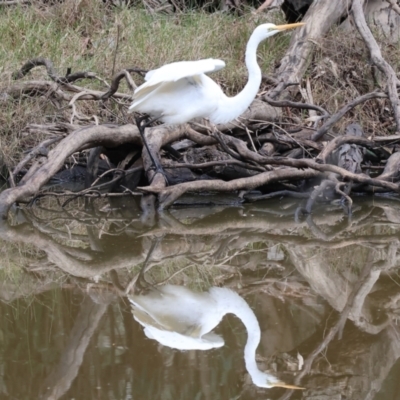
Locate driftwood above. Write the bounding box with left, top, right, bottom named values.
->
left=1, top=0, right=400, bottom=221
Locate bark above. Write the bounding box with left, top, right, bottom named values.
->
left=270, top=0, right=354, bottom=99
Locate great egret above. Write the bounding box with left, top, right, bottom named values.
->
left=128, top=22, right=305, bottom=177
left=129, top=284, right=303, bottom=389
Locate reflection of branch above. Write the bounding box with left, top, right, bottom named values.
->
left=291, top=250, right=386, bottom=389
left=0, top=220, right=144, bottom=278
left=305, top=213, right=352, bottom=241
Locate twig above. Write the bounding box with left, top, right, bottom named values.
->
left=101, top=68, right=146, bottom=100
left=13, top=57, right=107, bottom=86
left=305, top=179, right=334, bottom=214
left=335, top=182, right=353, bottom=210
left=264, top=95, right=329, bottom=119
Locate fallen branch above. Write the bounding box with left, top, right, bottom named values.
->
left=264, top=95, right=330, bottom=120
left=312, top=91, right=387, bottom=141
left=270, top=0, right=352, bottom=99
left=141, top=168, right=320, bottom=209
left=352, top=0, right=400, bottom=132
left=13, top=57, right=107, bottom=86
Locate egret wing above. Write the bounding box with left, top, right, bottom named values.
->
left=130, top=298, right=201, bottom=334
left=183, top=323, right=203, bottom=338
left=143, top=58, right=226, bottom=87
left=129, top=58, right=225, bottom=113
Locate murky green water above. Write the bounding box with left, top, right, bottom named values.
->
left=0, top=196, right=400, bottom=399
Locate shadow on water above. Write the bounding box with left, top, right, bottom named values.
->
left=0, top=196, right=400, bottom=399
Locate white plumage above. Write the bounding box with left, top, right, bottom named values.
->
left=129, top=284, right=303, bottom=390
left=129, top=22, right=305, bottom=125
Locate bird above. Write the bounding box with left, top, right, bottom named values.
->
left=128, top=284, right=304, bottom=389
left=128, top=22, right=305, bottom=177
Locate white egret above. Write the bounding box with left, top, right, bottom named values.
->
left=128, top=22, right=305, bottom=176
left=129, top=284, right=303, bottom=389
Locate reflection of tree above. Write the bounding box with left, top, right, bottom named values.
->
left=39, top=296, right=110, bottom=400
left=0, top=199, right=399, bottom=398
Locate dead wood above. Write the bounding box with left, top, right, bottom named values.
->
left=141, top=168, right=319, bottom=209
left=101, top=67, right=147, bottom=100
left=13, top=57, right=102, bottom=85
left=270, top=0, right=353, bottom=99
left=375, top=152, right=400, bottom=182
left=138, top=129, right=400, bottom=209
left=352, top=0, right=400, bottom=132
left=10, top=136, right=64, bottom=187
left=0, top=80, right=71, bottom=103
left=386, top=0, right=400, bottom=16
left=264, top=95, right=330, bottom=120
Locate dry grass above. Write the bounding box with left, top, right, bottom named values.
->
left=0, top=3, right=290, bottom=85
left=302, top=25, right=400, bottom=137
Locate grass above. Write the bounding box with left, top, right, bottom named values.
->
left=0, top=2, right=288, bottom=88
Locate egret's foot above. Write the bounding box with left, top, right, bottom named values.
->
left=134, top=115, right=168, bottom=185
left=149, top=163, right=169, bottom=186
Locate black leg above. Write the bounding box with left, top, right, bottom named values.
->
left=134, top=115, right=168, bottom=184
left=134, top=236, right=163, bottom=294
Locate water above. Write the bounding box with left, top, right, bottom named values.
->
left=0, top=196, right=399, bottom=399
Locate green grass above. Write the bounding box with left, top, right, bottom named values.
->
left=0, top=2, right=288, bottom=91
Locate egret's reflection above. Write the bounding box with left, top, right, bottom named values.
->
left=129, top=284, right=303, bottom=390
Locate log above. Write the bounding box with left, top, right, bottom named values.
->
left=270, top=0, right=357, bottom=99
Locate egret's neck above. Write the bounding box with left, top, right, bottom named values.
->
left=230, top=294, right=262, bottom=377
left=243, top=32, right=263, bottom=100
left=218, top=33, right=262, bottom=123
left=211, top=288, right=262, bottom=378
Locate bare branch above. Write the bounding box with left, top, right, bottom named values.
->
left=312, top=91, right=387, bottom=141
left=352, top=0, right=400, bottom=131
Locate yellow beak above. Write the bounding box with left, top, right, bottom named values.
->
left=271, top=381, right=305, bottom=390
left=274, top=22, right=306, bottom=31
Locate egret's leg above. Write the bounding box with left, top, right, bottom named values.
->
left=111, top=236, right=163, bottom=296
left=134, top=236, right=163, bottom=294
left=135, top=115, right=168, bottom=184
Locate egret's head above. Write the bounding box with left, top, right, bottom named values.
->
left=251, top=371, right=305, bottom=390
left=254, top=22, right=305, bottom=40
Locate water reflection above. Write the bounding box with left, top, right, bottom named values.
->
left=0, top=197, right=399, bottom=399
left=129, top=284, right=302, bottom=389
